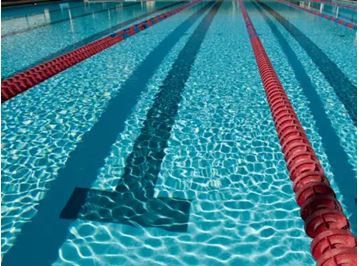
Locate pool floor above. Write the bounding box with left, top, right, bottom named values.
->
left=1, top=0, right=357, bottom=265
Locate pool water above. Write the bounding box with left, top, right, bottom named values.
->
left=1, top=0, right=356, bottom=265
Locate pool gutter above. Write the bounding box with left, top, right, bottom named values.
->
left=2, top=0, right=61, bottom=8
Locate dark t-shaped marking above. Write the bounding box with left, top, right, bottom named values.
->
left=60, top=1, right=222, bottom=232
left=2, top=3, right=215, bottom=266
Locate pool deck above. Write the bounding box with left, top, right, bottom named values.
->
left=2, top=0, right=61, bottom=8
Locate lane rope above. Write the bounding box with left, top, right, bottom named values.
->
left=238, top=0, right=357, bottom=265
left=2, top=1, right=184, bottom=79
left=1, top=0, right=201, bottom=103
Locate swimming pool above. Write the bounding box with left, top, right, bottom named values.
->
left=1, top=0, right=357, bottom=265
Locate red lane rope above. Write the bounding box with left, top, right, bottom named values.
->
left=1, top=0, right=201, bottom=103
left=238, top=0, right=357, bottom=264
left=276, top=0, right=357, bottom=30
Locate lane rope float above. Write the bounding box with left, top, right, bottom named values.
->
left=276, top=0, right=357, bottom=30
left=1, top=0, right=201, bottom=103
left=2, top=1, right=185, bottom=79
left=238, top=0, right=357, bottom=265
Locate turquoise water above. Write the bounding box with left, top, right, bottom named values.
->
left=1, top=1, right=356, bottom=265
left=1, top=1, right=181, bottom=78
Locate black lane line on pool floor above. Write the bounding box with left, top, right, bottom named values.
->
left=257, top=1, right=357, bottom=126
left=2, top=2, right=215, bottom=266
left=3, top=1, right=185, bottom=79
left=61, top=0, right=222, bottom=231
left=251, top=0, right=357, bottom=232
left=2, top=1, right=139, bottom=38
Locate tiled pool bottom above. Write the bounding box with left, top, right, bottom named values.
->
left=1, top=0, right=356, bottom=265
